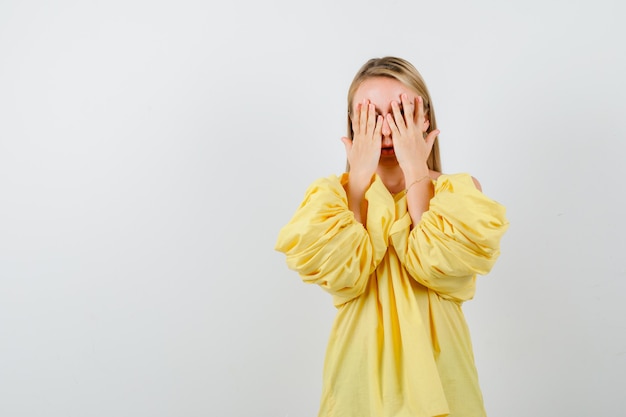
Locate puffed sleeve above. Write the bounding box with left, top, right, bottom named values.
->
left=275, top=174, right=394, bottom=306
left=389, top=173, right=509, bottom=302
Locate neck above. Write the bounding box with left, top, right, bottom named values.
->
left=376, top=163, right=405, bottom=194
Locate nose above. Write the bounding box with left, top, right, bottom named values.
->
left=381, top=115, right=392, bottom=137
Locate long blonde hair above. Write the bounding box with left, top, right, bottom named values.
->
left=346, top=56, right=441, bottom=172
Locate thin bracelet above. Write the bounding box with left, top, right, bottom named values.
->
left=405, top=175, right=431, bottom=193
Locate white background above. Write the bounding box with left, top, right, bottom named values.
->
left=1, top=0, right=624, bottom=416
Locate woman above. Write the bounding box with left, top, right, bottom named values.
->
left=275, top=56, right=509, bottom=417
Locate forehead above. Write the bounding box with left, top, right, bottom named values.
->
left=352, top=76, right=416, bottom=108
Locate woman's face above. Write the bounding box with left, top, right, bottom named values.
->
left=351, top=76, right=421, bottom=159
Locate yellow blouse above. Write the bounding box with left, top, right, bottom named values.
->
left=275, top=173, right=509, bottom=417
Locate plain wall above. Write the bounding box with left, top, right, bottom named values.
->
left=1, top=0, right=624, bottom=416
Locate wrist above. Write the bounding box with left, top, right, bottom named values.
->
left=347, top=171, right=374, bottom=192
left=405, top=174, right=431, bottom=193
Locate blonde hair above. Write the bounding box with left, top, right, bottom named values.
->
left=346, top=56, right=441, bottom=172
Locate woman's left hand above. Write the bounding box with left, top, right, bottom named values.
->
left=387, top=94, right=439, bottom=176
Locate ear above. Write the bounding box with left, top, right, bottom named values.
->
left=423, top=117, right=430, bottom=131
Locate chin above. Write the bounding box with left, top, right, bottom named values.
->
left=379, top=155, right=398, bottom=164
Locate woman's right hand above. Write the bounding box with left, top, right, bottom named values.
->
left=341, top=99, right=383, bottom=182
left=340, top=99, right=383, bottom=224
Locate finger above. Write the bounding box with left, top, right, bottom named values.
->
left=424, top=129, right=440, bottom=147
left=359, top=99, right=369, bottom=133
left=400, top=93, right=415, bottom=125
left=391, top=100, right=406, bottom=130
left=416, top=96, right=426, bottom=131
left=386, top=113, right=400, bottom=137
left=373, top=115, right=383, bottom=142
left=367, top=103, right=377, bottom=137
